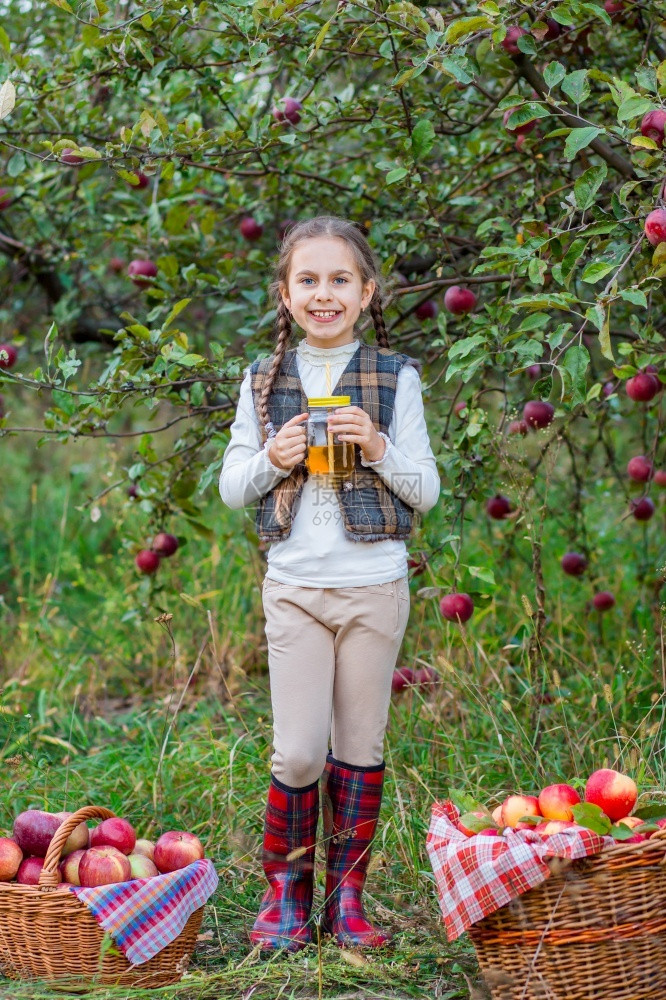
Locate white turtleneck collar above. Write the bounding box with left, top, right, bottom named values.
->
left=296, top=337, right=361, bottom=367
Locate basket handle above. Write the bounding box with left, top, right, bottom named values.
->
left=39, top=805, right=116, bottom=887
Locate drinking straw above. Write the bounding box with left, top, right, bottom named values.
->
left=325, top=362, right=335, bottom=475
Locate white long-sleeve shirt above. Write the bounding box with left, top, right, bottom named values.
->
left=218, top=337, right=441, bottom=587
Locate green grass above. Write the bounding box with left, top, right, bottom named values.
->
left=2, top=398, right=666, bottom=997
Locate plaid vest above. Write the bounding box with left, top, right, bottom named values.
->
left=249, top=343, right=422, bottom=544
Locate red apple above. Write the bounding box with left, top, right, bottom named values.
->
left=486, top=494, right=512, bottom=520
left=61, top=148, right=84, bottom=165
left=79, top=846, right=132, bottom=887
left=543, top=18, right=562, bottom=40
left=128, top=259, right=158, bottom=287
left=154, top=831, right=204, bottom=873
left=0, top=188, right=11, bottom=210
left=626, top=372, right=659, bottom=401
left=641, top=110, right=666, bottom=147
left=16, top=856, right=45, bottom=885
left=500, top=795, right=541, bottom=828
left=523, top=400, right=554, bottom=429
left=604, top=0, right=625, bottom=12
left=444, top=286, right=477, bottom=315
left=0, top=344, right=17, bottom=369
left=603, top=380, right=616, bottom=397
left=415, top=300, right=438, bottom=321
left=60, top=848, right=86, bottom=886
left=128, top=853, right=159, bottom=879
left=501, top=25, right=527, bottom=55
left=491, top=805, right=504, bottom=826
left=90, top=817, right=136, bottom=855
left=0, top=838, right=23, bottom=881
left=478, top=828, right=501, bottom=837
left=13, top=810, right=61, bottom=857
left=239, top=216, right=263, bottom=241
left=152, top=532, right=178, bottom=557
left=502, top=108, right=536, bottom=137
left=133, top=838, right=156, bottom=861
left=108, top=256, right=125, bottom=274
left=439, top=593, right=474, bottom=624
left=654, top=470, right=666, bottom=487
left=526, top=364, right=542, bottom=379
left=643, top=364, right=662, bottom=390
left=592, top=591, right=615, bottom=611
left=561, top=552, right=587, bottom=577
left=277, top=219, right=297, bottom=240
left=454, top=400, right=468, bottom=418
left=54, top=812, right=89, bottom=856
left=631, top=496, right=655, bottom=521
left=414, top=666, right=439, bottom=688
left=540, top=820, right=576, bottom=835
left=508, top=419, right=528, bottom=436
left=391, top=667, right=415, bottom=693
left=627, top=456, right=653, bottom=482
left=617, top=816, right=643, bottom=830
left=585, top=768, right=638, bottom=821
left=136, top=549, right=160, bottom=574
left=272, top=97, right=302, bottom=125
left=645, top=209, right=666, bottom=247
left=538, top=784, right=581, bottom=821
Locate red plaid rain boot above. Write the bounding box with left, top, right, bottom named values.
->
left=321, top=754, right=392, bottom=948
left=250, top=774, right=319, bottom=953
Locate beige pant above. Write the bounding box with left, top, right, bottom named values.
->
left=261, top=577, right=411, bottom=788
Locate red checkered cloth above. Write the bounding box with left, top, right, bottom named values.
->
left=69, top=858, right=218, bottom=965
left=426, top=801, right=614, bottom=941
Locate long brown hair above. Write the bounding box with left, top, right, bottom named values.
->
left=258, top=216, right=390, bottom=439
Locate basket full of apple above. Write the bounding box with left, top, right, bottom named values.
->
left=0, top=805, right=215, bottom=988
left=448, top=768, right=666, bottom=1000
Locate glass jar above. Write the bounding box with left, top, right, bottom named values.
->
left=306, top=396, right=355, bottom=478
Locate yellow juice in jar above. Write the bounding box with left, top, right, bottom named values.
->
left=306, top=442, right=355, bottom=476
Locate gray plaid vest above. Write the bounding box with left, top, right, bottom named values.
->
left=249, top=343, right=422, bottom=544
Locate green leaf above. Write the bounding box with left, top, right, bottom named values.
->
left=561, top=345, right=589, bottom=405
left=505, top=104, right=549, bottom=130
left=411, top=119, right=435, bottom=160
left=543, top=61, right=566, bottom=89
left=561, top=70, right=590, bottom=106
left=0, top=26, right=10, bottom=54
left=307, top=15, right=334, bottom=62
left=609, top=824, right=640, bottom=841
left=564, top=127, right=602, bottom=161
left=581, top=260, right=615, bottom=283
left=444, top=16, right=493, bottom=44
left=467, top=565, right=496, bottom=586
left=46, top=0, right=72, bottom=9
left=386, top=167, right=408, bottom=185
left=162, top=298, right=192, bottom=331
left=618, top=288, right=647, bottom=308
left=574, top=164, right=608, bottom=212
left=458, top=811, right=495, bottom=833
left=448, top=788, right=485, bottom=813
left=571, top=802, right=611, bottom=835
left=634, top=803, right=666, bottom=821
left=617, top=95, right=655, bottom=123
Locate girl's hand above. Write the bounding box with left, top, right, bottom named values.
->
left=327, top=406, right=386, bottom=463
left=267, top=412, right=309, bottom=471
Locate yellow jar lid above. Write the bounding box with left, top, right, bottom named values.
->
left=307, top=396, right=351, bottom=407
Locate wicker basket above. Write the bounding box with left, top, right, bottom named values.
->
left=468, top=829, right=666, bottom=1000
left=0, top=806, right=205, bottom=989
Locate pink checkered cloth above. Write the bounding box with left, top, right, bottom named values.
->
left=69, top=858, right=218, bottom=965
left=426, top=801, right=614, bottom=941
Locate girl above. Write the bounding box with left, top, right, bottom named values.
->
left=219, top=216, right=440, bottom=953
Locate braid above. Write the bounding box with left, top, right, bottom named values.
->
left=369, top=290, right=390, bottom=349
left=258, top=300, right=292, bottom=440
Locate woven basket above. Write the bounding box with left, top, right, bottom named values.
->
left=0, top=806, right=205, bottom=989
left=468, top=829, right=666, bottom=1000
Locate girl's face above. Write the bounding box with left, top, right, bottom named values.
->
left=279, top=236, right=376, bottom=349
